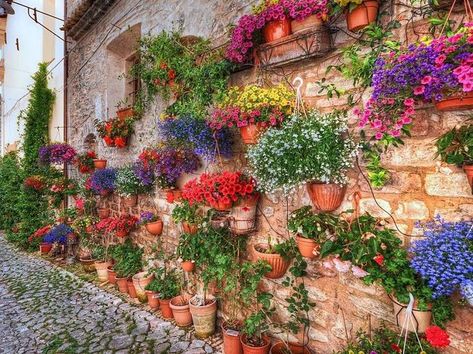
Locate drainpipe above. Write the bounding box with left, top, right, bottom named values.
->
left=63, top=0, right=68, bottom=208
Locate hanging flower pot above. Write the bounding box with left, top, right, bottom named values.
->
left=39, top=243, right=52, bottom=254
left=170, top=295, right=193, bottom=327
left=222, top=321, right=243, bottom=354
left=181, top=261, right=195, bottom=272
left=94, top=260, right=112, bottom=282
left=80, top=258, right=96, bottom=272
left=189, top=295, right=217, bottom=338
left=215, top=200, right=233, bottom=212
left=146, top=291, right=160, bottom=310
left=263, top=18, right=291, bottom=42
left=182, top=222, right=198, bottom=234
left=306, top=182, right=347, bottom=212
left=159, top=298, right=174, bottom=319
left=392, top=297, right=432, bottom=333
left=239, top=123, right=266, bottom=145
left=117, top=107, right=134, bottom=120
left=464, top=164, right=473, bottom=192
left=346, top=0, right=379, bottom=32
left=123, top=195, right=138, bottom=208
left=229, top=195, right=259, bottom=235
left=97, top=208, right=110, bottom=219
left=107, top=266, right=117, bottom=284
left=295, top=235, right=320, bottom=259
left=146, top=220, right=164, bottom=236
left=241, top=334, right=271, bottom=354
left=93, top=159, right=107, bottom=169
left=290, top=14, right=324, bottom=34
left=253, top=244, right=290, bottom=279
left=127, top=279, right=138, bottom=298
left=115, top=277, right=129, bottom=294
left=434, top=92, right=473, bottom=111
left=132, top=272, right=154, bottom=303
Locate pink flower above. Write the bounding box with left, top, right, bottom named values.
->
left=403, top=98, right=414, bottom=107
left=351, top=266, right=369, bottom=278
left=372, top=119, right=383, bottom=129
left=413, top=85, right=425, bottom=95
left=435, top=54, right=446, bottom=66
left=390, top=129, right=401, bottom=138
left=421, top=76, right=432, bottom=85
left=401, top=116, right=413, bottom=125
left=375, top=132, right=384, bottom=140
left=352, top=107, right=361, bottom=116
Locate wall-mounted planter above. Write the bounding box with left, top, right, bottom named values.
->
left=146, top=220, right=164, bottom=235
left=239, top=123, right=267, bottom=145
left=229, top=196, right=258, bottom=235
left=116, top=107, right=134, bottom=120
left=122, top=195, right=138, bottom=208
left=93, top=159, right=107, bottom=169
left=181, top=260, right=195, bottom=272
left=306, top=182, right=346, bottom=212
left=263, top=18, right=291, bottom=43
left=291, top=15, right=323, bottom=34
left=434, top=92, right=473, bottom=111
left=253, top=244, right=290, bottom=279
left=346, top=0, right=379, bottom=32
left=295, top=235, right=319, bottom=259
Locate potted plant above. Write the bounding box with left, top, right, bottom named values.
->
left=254, top=0, right=292, bottom=43
left=241, top=310, right=272, bottom=354
left=170, top=294, right=193, bottom=327
left=411, top=217, right=473, bottom=309
left=30, top=225, right=52, bottom=253
left=287, top=206, right=341, bottom=259
left=177, top=232, right=201, bottom=272
left=139, top=211, right=163, bottom=236
left=132, top=271, right=154, bottom=303
left=333, top=0, right=379, bottom=32
left=94, top=158, right=107, bottom=169
left=113, top=239, right=143, bottom=295
left=116, top=165, right=146, bottom=207
left=286, top=0, right=328, bottom=33
left=172, top=201, right=201, bottom=234
left=95, top=116, right=134, bottom=148
left=74, top=151, right=97, bottom=173
left=145, top=278, right=160, bottom=310
left=109, top=214, right=138, bottom=238
left=209, top=84, right=294, bottom=144
left=151, top=267, right=181, bottom=319
left=87, top=168, right=117, bottom=196
left=39, top=143, right=77, bottom=166
left=23, top=175, right=45, bottom=193
left=253, top=238, right=297, bottom=279
left=42, top=223, right=72, bottom=250
left=116, top=105, right=135, bottom=120
left=248, top=110, right=358, bottom=211
left=90, top=244, right=111, bottom=282
left=435, top=124, right=473, bottom=191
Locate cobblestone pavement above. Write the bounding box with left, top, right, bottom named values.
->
left=0, top=236, right=218, bottom=354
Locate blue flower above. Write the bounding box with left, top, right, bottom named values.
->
left=43, top=224, right=73, bottom=245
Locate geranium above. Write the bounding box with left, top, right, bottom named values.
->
left=139, top=211, right=159, bottom=225
left=247, top=110, right=358, bottom=194
left=425, top=326, right=450, bottom=348
left=357, top=25, right=473, bottom=142
left=182, top=171, right=258, bottom=208
left=43, top=224, right=73, bottom=245
left=158, top=115, right=232, bottom=161
left=28, top=225, right=51, bottom=242
left=39, top=143, right=77, bottom=165
left=95, top=217, right=115, bottom=234
left=109, top=214, right=138, bottom=235
left=89, top=168, right=117, bottom=195
left=411, top=217, right=473, bottom=299
left=23, top=175, right=45, bottom=191
left=208, top=84, right=294, bottom=129
left=95, top=117, right=134, bottom=148
left=74, top=151, right=96, bottom=173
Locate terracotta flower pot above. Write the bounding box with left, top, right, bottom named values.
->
left=463, top=164, right=473, bottom=192
left=270, top=342, right=310, bottom=354
left=253, top=244, right=290, bottom=279
left=116, top=230, right=129, bottom=238
left=146, top=291, right=160, bottom=310
left=239, top=124, right=266, bottom=145
left=159, top=298, right=174, bottom=319
left=117, top=107, right=134, bottom=120
left=222, top=321, right=243, bottom=354
left=295, top=235, right=320, bottom=259
left=215, top=200, right=233, bottom=211
left=291, top=14, right=323, bottom=33
left=435, top=91, right=473, bottom=111
left=241, top=334, right=271, bottom=354
left=107, top=267, right=117, bottom=284
left=181, top=261, right=195, bottom=272
left=93, top=159, right=107, bottom=169
left=132, top=271, right=154, bottom=302
left=170, top=295, right=193, bottom=327
left=97, top=208, right=110, bottom=219
left=115, top=277, right=129, bottom=294
left=123, top=195, right=138, bottom=207
left=263, top=18, right=291, bottom=42
left=182, top=222, right=198, bottom=234
left=392, top=297, right=432, bottom=333
left=346, top=0, right=379, bottom=32
left=40, top=243, right=52, bottom=254
left=189, top=295, right=217, bottom=338
left=94, top=260, right=112, bottom=282
left=127, top=279, right=138, bottom=298
left=80, top=258, right=96, bottom=272
left=146, top=220, right=163, bottom=235
left=229, top=196, right=258, bottom=235
left=306, top=182, right=347, bottom=212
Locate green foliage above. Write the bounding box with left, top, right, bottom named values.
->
left=148, top=267, right=181, bottom=299
left=176, top=231, right=200, bottom=262
left=132, top=31, right=232, bottom=119
left=256, top=237, right=298, bottom=262
left=113, top=240, right=143, bottom=278
left=435, top=123, right=473, bottom=166
left=0, top=152, right=23, bottom=230
left=172, top=201, right=201, bottom=224
left=116, top=165, right=146, bottom=197
left=287, top=206, right=342, bottom=242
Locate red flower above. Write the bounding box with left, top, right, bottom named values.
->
left=86, top=151, right=97, bottom=158
left=390, top=343, right=401, bottom=353
left=114, top=137, right=127, bottom=148
left=425, top=326, right=450, bottom=348
left=168, top=69, right=176, bottom=80
left=166, top=191, right=175, bottom=203
left=373, top=254, right=384, bottom=266
left=103, top=136, right=114, bottom=146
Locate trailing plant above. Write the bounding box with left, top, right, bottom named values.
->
left=113, top=239, right=143, bottom=278
left=74, top=151, right=96, bottom=174
left=87, top=168, right=117, bottom=195
left=116, top=165, right=147, bottom=197
left=172, top=201, right=201, bottom=225
left=177, top=231, right=201, bottom=262
left=38, top=143, right=77, bottom=165
left=132, top=31, right=232, bottom=119
left=43, top=224, right=73, bottom=245
left=435, top=122, right=473, bottom=166
left=247, top=110, right=358, bottom=194
left=153, top=146, right=201, bottom=188
left=95, top=117, right=134, bottom=148
left=288, top=206, right=343, bottom=241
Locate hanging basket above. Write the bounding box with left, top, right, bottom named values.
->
left=392, top=297, right=432, bottom=333
left=253, top=244, right=290, bottom=279
left=306, top=182, right=346, bottom=212
left=229, top=196, right=259, bottom=235
left=346, top=0, right=379, bottom=32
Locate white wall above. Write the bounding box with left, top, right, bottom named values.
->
left=1, top=0, right=64, bottom=154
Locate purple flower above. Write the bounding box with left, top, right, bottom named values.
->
left=89, top=168, right=117, bottom=195
left=39, top=143, right=77, bottom=165
left=43, top=224, right=73, bottom=245
left=154, top=146, right=201, bottom=187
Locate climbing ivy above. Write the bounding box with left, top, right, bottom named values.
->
left=0, top=152, right=23, bottom=230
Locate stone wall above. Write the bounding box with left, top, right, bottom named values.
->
left=65, top=1, right=473, bottom=353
